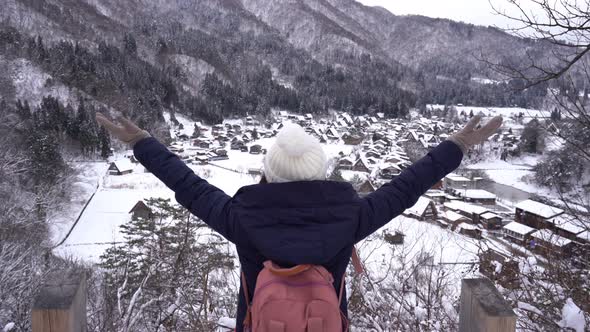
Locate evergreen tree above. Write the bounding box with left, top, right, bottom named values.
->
left=99, top=127, right=111, bottom=159
left=100, top=198, right=235, bottom=331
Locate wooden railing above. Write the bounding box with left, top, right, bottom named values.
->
left=459, top=278, right=517, bottom=332
left=32, top=270, right=87, bottom=332
left=31, top=271, right=514, bottom=332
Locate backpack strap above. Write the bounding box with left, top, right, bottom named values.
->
left=351, top=246, right=364, bottom=275
left=263, top=261, right=312, bottom=277
left=241, top=271, right=252, bottom=329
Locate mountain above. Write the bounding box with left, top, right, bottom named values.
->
left=0, top=0, right=552, bottom=132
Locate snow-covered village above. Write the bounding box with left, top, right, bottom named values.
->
left=1, top=0, right=589, bottom=331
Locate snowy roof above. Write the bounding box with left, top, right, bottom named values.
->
left=327, top=128, right=339, bottom=137
left=481, top=212, right=501, bottom=220
left=459, top=223, right=479, bottom=230
left=441, top=210, right=468, bottom=222
left=515, top=200, right=564, bottom=219
left=463, top=190, right=496, bottom=200
left=548, top=214, right=587, bottom=235
left=503, top=222, right=535, bottom=235
left=425, top=190, right=446, bottom=197
left=531, top=229, right=572, bottom=247
left=577, top=231, right=590, bottom=242
left=111, top=159, right=133, bottom=172
left=444, top=201, right=489, bottom=215
left=339, top=156, right=355, bottom=164
left=406, top=197, right=433, bottom=217
left=445, top=173, right=471, bottom=182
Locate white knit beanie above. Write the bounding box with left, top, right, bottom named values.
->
left=263, top=123, right=328, bottom=183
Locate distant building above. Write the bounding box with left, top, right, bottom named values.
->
left=108, top=160, right=133, bottom=176
left=249, top=144, right=263, bottom=154
left=515, top=199, right=564, bottom=229
left=530, top=229, right=574, bottom=258
left=352, top=159, right=371, bottom=173
left=357, top=180, right=376, bottom=196
left=129, top=201, right=153, bottom=220
left=439, top=210, right=470, bottom=229
left=337, top=157, right=354, bottom=171
left=404, top=197, right=437, bottom=221
left=503, top=222, right=536, bottom=246
left=456, top=189, right=497, bottom=205
left=480, top=212, right=503, bottom=230
left=444, top=173, right=473, bottom=190
left=457, top=223, right=482, bottom=239
left=546, top=213, right=587, bottom=240
left=444, top=201, right=490, bottom=225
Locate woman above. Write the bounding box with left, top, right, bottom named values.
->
left=97, top=113, right=502, bottom=331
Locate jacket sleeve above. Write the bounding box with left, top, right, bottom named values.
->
left=133, top=137, right=237, bottom=243
left=355, top=140, right=463, bottom=242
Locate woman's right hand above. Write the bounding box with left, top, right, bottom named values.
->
left=96, top=113, right=151, bottom=147
left=448, top=115, right=503, bottom=154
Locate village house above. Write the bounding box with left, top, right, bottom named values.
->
left=439, top=210, right=470, bottom=229
left=249, top=144, right=263, bottom=155
left=231, top=139, right=246, bottom=150
left=129, top=201, right=153, bottom=220
left=193, top=139, right=212, bottom=149
left=357, top=180, right=376, bottom=197
left=337, top=157, right=354, bottom=170
left=547, top=214, right=587, bottom=240
left=502, top=222, right=536, bottom=246
left=515, top=199, right=564, bottom=229
left=425, top=190, right=447, bottom=204
left=108, top=159, right=133, bottom=176
left=342, top=133, right=364, bottom=145
left=456, top=223, right=483, bottom=239
left=378, top=164, right=402, bottom=179
left=530, top=229, right=574, bottom=258
left=403, top=197, right=437, bottom=221
left=326, top=127, right=340, bottom=140
left=454, top=189, right=497, bottom=205
left=444, top=173, right=473, bottom=190
left=212, top=124, right=225, bottom=135
left=352, top=158, right=371, bottom=173
left=480, top=212, right=503, bottom=230
left=340, top=113, right=353, bottom=126
left=195, top=155, right=209, bottom=165
left=443, top=201, right=490, bottom=225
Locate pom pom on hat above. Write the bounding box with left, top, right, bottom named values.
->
left=264, top=123, right=328, bottom=183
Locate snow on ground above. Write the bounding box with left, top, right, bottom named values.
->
left=559, top=298, right=586, bottom=332
left=358, top=215, right=481, bottom=296
left=466, top=155, right=552, bottom=199
left=55, top=161, right=258, bottom=262
left=49, top=162, right=109, bottom=245
left=9, top=59, right=73, bottom=106
left=427, top=104, right=550, bottom=120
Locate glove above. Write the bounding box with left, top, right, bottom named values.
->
left=96, top=113, right=151, bottom=147
left=448, top=115, right=503, bottom=154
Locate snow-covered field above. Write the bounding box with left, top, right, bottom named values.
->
left=427, top=104, right=550, bottom=120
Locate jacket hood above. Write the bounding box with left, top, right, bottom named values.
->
left=233, top=181, right=361, bottom=266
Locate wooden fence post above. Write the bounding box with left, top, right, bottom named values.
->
left=32, top=270, right=87, bottom=332
left=459, top=278, right=516, bottom=332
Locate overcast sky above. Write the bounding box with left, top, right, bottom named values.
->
left=356, top=0, right=541, bottom=29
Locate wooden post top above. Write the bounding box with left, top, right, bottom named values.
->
left=462, top=278, right=516, bottom=318
left=33, top=270, right=85, bottom=310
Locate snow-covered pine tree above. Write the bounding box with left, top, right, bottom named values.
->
left=98, top=198, right=236, bottom=331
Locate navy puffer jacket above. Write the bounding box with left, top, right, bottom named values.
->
left=134, top=138, right=463, bottom=331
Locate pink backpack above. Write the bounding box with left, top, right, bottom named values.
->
left=241, top=248, right=364, bottom=332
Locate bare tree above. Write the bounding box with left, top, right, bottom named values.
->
left=489, top=0, right=590, bottom=211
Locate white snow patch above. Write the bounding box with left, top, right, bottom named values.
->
left=10, top=59, right=73, bottom=106
left=3, top=323, right=15, bottom=332
left=216, top=317, right=236, bottom=331
left=558, top=298, right=586, bottom=332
